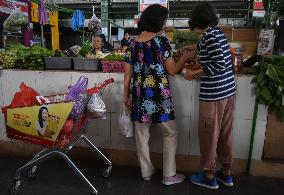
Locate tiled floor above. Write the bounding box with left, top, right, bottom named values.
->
left=0, top=155, right=284, bottom=195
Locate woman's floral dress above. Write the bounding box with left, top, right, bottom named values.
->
left=125, top=36, right=175, bottom=124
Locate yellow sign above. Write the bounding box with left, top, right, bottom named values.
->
left=7, top=103, right=73, bottom=141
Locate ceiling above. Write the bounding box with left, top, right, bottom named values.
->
left=57, top=0, right=250, bottom=20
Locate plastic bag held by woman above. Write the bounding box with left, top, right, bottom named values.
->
left=119, top=104, right=133, bottom=138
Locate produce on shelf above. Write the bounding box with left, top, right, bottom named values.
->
left=54, top=50, right=66, bottom=57
left=0, top=51, right=17, bottom=69
left=173, top=44, right=201, bottom=70
left=78, top=40, right=92, bottom=57
left=252, top=55, right=284, bottom=120
left=94, top=51, right=109, bottom=59
left=102, top=53, right=125, bottom=62
left=0, top=44, right=54, bottom=70
left=173, top=30, right=200, bottom=49
left=3, top=11, right=28, bottom=32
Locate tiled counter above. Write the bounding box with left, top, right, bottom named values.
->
left=0, top=70, right=268, bottom=160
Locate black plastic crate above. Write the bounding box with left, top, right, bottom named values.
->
left=73, top=58, right=101, bottom=71
left=44, top=57, right=73, bottom=70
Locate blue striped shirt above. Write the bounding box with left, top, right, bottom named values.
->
left=198, top=27, right=236, bottom=101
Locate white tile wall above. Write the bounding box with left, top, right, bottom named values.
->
left=0, top=70, right=268, bottom=160
left=0, top=113, right=7, bottom=141
left=34, top=71, right=72, bottom=95
left=1, top=70, right=37, bottom=106
left=234, top=76, right=255, bottom=120
left=232, top=118, right=252, bottom=159
left=253, top=120, right=267, bottom=160
left=0, top=71, right=3, bottom=107
left=85, top=113, right=111, bottom=148
left=107, top=73, right=124, bottom=113
left=169, top=75, right=192, bottom=117
left=188, top=116, right=200, bottom=156
left=176, top=117, right=191, bottom=155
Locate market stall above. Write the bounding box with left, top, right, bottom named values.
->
left=0, top=0, right=284, bottom=179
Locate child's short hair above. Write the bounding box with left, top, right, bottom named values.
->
left=189, top=2, right=219, bottom=30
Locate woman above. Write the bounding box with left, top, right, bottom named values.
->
left=35, top=107, right=52, bottom=138
left=90, top=35, right=110, bottom=55
left=100, top=34, right=114, bottom=52
left=124, top=4, right=194, bottom=185
left=120, top=31, right=130, bottom=48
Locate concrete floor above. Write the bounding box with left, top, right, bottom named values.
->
left=0, top=155, right=284, bottom=195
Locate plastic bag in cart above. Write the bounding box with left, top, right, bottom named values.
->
left=8, top=82, right=40, bottom=110
left=87, top=93, right=107, bottom=119
left=119, top=104, right=133, bottom=138
left=66, top=76, right=88, bottom=118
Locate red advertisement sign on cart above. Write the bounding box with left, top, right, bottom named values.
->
left=6, top=102, right=73, bottom=141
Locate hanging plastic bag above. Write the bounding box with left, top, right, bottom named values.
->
left=87, top=93, right=107, bottom=119
left=119, top=104, right=133, bottom=138
left=66, top=76, right=88, bottom=118
left=88, top=14, right=101, bottom=33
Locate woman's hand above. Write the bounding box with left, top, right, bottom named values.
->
left=180, top=49, right=196, bottom=63
left=182, top=68, right=195, bottom=81
left=123, top=97, right=131, bottom=112
left=183, top=68, right=205, bottom=80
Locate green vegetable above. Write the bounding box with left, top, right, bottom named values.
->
left=173, top=30, right=200, bottom=49
left=252, top=55, right=284, bottom=120
left=78, top=40, right=92, bottom=57
left=102, top=53, right=125, bottom=62
left=0, top=44, right=54, bottom=70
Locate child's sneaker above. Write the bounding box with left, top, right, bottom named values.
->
left=215, top=170, right=234, bottom=187
left=190, top=172, right=219, bottom=190
left=162, top=173, right=185, bottom=185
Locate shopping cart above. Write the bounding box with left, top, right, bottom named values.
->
left=2, top=78, right=114, bottom=195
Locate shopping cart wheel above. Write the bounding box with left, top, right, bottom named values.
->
left=9, top=179, right=21, bottom=195
left=27, top=166, right=38, bottom=179
left=102, top=165, right=112, bottom=178
left=91, top=190, right=98, bottom=195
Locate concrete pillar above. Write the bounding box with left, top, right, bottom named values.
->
left=101, top=0, right=109, bottom=38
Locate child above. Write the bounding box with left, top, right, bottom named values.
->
left=184, top=2, right=236, bottom=190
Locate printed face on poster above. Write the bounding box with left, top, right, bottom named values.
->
left=7, top=103, right=73, bottom=141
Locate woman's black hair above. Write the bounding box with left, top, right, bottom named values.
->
left=99, top=34, right=107, bottom=43
left=189, top=2, right=219, bottom=30
left=138, top=4, right=168, bottom=33
left=121, top=41, right=129, bottom=48
left=38, top=107, right=48, bottom=128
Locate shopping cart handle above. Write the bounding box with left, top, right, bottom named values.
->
left=87, top=78, right=114, bottom=95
